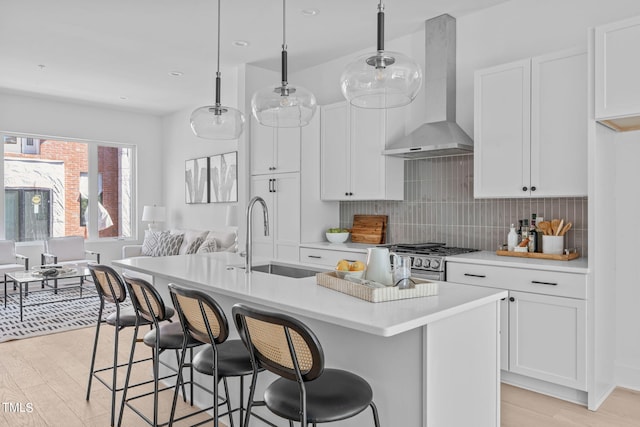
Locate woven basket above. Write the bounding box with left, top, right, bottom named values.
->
left=316, top=272, right=438, bottom=303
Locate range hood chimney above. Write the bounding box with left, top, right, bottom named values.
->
left=383, top=14, right=473, bottom=159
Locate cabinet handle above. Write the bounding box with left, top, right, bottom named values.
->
left=349, top=192, right=354, bottom=196
left=509, top=297, right=515, bottom=302
left=522, top=186, right=528, bottom=192
left=501, top=297, right=506, bottom=301
left=531, top=280, right=557, bottom=286
left=345, top=192, right=349, bottom=196
left=531, top=186, right=536, bottom=191
left=268, top=179, right=273, bottom=192
left=307, top=255, right=322, bottom=259
left=272, top=179, right=276, bottom=193
left=464, top=273, right=486, bottom=278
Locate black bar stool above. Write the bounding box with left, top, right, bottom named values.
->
left=233, top=303, right=381, bottom=427
left=118, top=276, right=202, bottom=427
left=168, top=284, right=261, bottom=427
left=86, top=264, right=162, bottom=427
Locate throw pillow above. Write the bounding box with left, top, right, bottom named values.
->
left=141, top=230, right=166, bottom=256
left=185, top=236, right=205, bottom=254
left=153, top=233, right=184, bottom=257
left=196, top=238, right=218, bottom=254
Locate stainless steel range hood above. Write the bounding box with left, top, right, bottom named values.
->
left=383, top=14, right=473, bottom=159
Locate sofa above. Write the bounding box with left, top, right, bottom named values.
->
left=122, top=228, right=238, bottom=259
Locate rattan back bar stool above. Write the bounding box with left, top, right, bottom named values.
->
left=117, top=276, right=201, bottom=427
left=167, top=284, right=261, bottom=427
left=232, top=303, right=381, bottom=427
left=86, top=264, right=157, bottom=427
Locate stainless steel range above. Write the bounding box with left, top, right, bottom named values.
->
left=384, top=243, right=478, bottom=281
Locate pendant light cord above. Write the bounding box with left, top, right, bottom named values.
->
left=280, top=0, right=288, bottom=87
left=215, top=0, right=221, bottom=106
left=377, top=0, right=385, bottom=52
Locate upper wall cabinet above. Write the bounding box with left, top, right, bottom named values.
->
left=595, top=15, right=640, bottom=131
left=251, top=118, right=301, bottom=175
left=474, top=47, right=587, bottom=198
left=320, top=101, right=404, bottom=201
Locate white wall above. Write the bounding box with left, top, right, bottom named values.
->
left=0, top=91, right=162, bottom=265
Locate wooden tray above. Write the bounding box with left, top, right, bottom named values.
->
left=316, top=272, right=438, bottom=303
left=496, top=250, right=580, bottom=261
left=351, top=214, right=388, bottom=244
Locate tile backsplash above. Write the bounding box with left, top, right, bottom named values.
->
left=340, top=155, right=588, bottom=256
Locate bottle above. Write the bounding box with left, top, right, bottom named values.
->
left=507, top=224, right=518, bottom=251
left=517, top=219, right=523, bottom=242
left=521, top=219, right=529, bottom=243
left=528, top=214, right=537, bottom=252
left=535, top=216, right=544, bottom=252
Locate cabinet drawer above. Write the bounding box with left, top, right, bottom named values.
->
left=299, top=247, right=367, bottom=268
left=446, top=263, right=586, bottom=299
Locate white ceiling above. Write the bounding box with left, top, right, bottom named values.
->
left=0, top=0, right=509, bottom=115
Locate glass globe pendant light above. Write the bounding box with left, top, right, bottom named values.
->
left=251, top=0, right=317, bottom=127
left=340, top=0, right=422, bottom=109
left=190, top=0, right=245, bottom=140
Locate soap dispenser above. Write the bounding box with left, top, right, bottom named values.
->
left=507, top=224, right=518, bottom=251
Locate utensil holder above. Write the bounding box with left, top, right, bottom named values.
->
left=542, top=235, right=564, bottom=255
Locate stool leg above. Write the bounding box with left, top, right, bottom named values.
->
left=370, top=402, right=381, bottom=427
left=243, top=372, right=258, bottom=427
left=222, top=377, right=234, bottom=427
left=169, top=340, right=189, bottom=427
left=239, top=376, right=244, bottom=427
left=110, top=322, right=121, bottom=427
left=117, top=323, right=140, bottom=427
left=153, top=338, right=160, bottom=427
left=174, top=349, right=187, bottom=403
left=86, top=301, right=104, bottom=401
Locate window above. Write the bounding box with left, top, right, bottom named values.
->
left=2, top=134, right=134, bottom=242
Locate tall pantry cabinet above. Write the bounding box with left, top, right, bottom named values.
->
left=249, top=114, right=338, bottom=261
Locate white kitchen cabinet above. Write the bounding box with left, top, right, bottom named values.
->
left=250, top=117, right=300, bottom=175
left=320, top=101, right=404, bottom=201
left=595, top=15, right=640, bottom=131
left=299, top=246, right=367, bottom=268
left=446, top=261, right=587, bottom=393
left=251, top=173, right=300, bottom=262
left=474, top=47, right=587, bottom=198
left=509, top=291, right=586, bottom=390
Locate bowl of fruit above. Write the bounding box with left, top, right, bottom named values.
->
left=335, top=259, right=365, bottom=280
left=326, top=228, right=350, bottom=244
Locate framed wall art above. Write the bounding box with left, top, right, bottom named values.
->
left=209, top=151, right=238, bottom=203
left=185, top=157, right=209, bottom=204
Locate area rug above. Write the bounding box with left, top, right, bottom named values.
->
left=0, top=287, right=131, bottom=343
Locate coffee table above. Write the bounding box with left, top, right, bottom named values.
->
left=4, top=267, right=94, bottom=321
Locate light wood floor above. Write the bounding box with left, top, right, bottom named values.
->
left=1, top=326, right=639, bottom=426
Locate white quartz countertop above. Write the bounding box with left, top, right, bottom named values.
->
left=446, top=250, right=589, bottom=274
left=299, top=241, right=372, bottom=253
left=113, top=253, right=506, bottom=337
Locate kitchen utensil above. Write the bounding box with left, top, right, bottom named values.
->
left=551, top=219, right=561, bottom=235
left=555, top=219, right=564, bottom=236
left=537, top=221, right=552, bottom=236
left=364, top=247, right=393, bottom=286
left=559, top=222, right=573, bottom=236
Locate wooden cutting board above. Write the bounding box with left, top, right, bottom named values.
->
left=351, top=215, right=388, bottom=244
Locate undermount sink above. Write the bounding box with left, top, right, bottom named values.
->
left=245, top=263, right=325, bottom=279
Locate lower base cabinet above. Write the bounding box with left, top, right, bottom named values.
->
left=508, top=291, right=586, bottom=390
left=447, top=262, right=587, bottom=393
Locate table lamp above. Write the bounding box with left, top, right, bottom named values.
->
left=142, top=205, right=166, bottom=231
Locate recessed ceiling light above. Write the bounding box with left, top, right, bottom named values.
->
left=233, top=40, right=249, bottom=47
left=119, top=96, right=128, bottom=100
left=168, top=71, right=184, bottom=77
left=38, top=64, right=46, bottom=70
left=301, top=8, right=319, bottom=16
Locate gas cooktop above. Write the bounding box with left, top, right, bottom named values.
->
left=385, top=243, right=479, bottom=257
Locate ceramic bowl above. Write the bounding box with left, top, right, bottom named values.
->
left=326, top=232, right=349, bottom=244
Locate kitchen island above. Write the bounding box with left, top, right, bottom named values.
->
left=113, top=252, right=507, bottom=426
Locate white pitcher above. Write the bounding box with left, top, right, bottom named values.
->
left=365, top=247, right=394, bottom=286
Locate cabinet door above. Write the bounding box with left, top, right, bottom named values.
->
left=320, top=102, right=350, bottom=200
left=531, top=48, right=587, bottom=197
left=595, top=16, right=640, bottom=121
left=251, top=118, right=275, bottom=175
left=274, top=127, right=301, bottom=174
left=350, top=106, right=386, bottom=200
left=272, top=173, right=300, bottom=262
left=250, top=175, right=274, bottom=258
left=474, top=59, right=531, bottom=198
left=509, top=291, right=586, bottom=390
